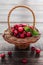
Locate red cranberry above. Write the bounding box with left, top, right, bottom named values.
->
left=11, top=27, right=14, bottom=33
left=8, top=51, right=12, bottom=56
left=22, top=31, right=27, bottom=37
left=36, top=48, right=41, bottom=54
left=20, top=33, right=25, bottom=38
left=29, top=26, right=33, bottom=29
left=27, top=32, right=32, bottom=37
left=14, top=24, right=19, bottom=29
left=14, top=30, right=18, bottom=36
left=1, top=53, right=5, bottom=58
left=18, top=27, right=24, bottom=33
left=16, top=33, right=20, bottom=38
left=22, top=24, right=27, bottom=27
left=21, top=58, right=28, bottom=63
left=31, top=47, right=35, bottom=51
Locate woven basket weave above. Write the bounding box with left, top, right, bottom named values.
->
left=3, top=5, right=40, bottom=49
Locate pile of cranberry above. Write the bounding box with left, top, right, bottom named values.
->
left=11, top=24, right=33, bottom=38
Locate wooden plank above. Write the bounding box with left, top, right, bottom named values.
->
left=0, top=0, right=43, bottom=5
left=0, top=5, right=43, bottom=10
left=0, top=16, right=43, bottom=22
left=0, top=50, right=43, bottom=65
left=0, top=0, right=43, bottom=22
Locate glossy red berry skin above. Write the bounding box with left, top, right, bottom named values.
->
left=14, top=30, right=18, bottom=36
left=27, top=32, right=32, bottom=37
left=18, top=27, right=24, bottom=33
left=20, top=33, right=25, bottom=38
left=23, top=31, right=27, bottom=36
left=21, top=58, right=28, bottom=63
left=31, top=47, right=35, bottom=51
left=29, top=26, right=33, bottom=29
left=8, top=51, right=12, bottom=56
left=22, top=24, right=27, bottom=27
left=36, top=49, right=41, bottom=54
left=14, top=24, right=19, bottom=29
left=1, top=53, right=5, bottom=58
left=11, top=27, right=14, bottom=33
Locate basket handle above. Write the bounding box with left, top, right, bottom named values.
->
left=8, top=5, right=36, bottom=33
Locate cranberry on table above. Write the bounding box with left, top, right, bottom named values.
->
left=8, top=51, right=12, bottom=56
left=31, top=47, right=35, bottom=51
left=36, top=48, right=41, bottom=54
left=0, top=53, right=5, bottom=59
left=21, top=58, right=28, bottom=64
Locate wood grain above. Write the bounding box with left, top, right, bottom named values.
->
left=0, top=0, right=43, bottom=22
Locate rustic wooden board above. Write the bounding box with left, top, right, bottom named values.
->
left=0, top=46, right=43, bottom=65
left=0, top=0, right=43, bottom=22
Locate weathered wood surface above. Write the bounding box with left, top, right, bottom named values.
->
left=0, top=0, right=43, bottom=22
left=0, top=47, right=43, bottom=65
left=0, top=0, right=43, bottom=65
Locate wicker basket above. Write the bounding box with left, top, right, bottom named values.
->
left=3, top=5, right=40, bottom=49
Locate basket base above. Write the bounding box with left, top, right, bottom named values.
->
left=15, top=44, right=30, bottom=49
left=15, top=45, right=30, bottom=50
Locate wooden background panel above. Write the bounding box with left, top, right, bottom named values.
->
left=0, top=0, right=43, bottom=4
left=0, top=11, right=43, bottom=22
left=0, top=0, right=43, bottom=22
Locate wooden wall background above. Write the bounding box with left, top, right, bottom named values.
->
left=0, top=0, right=43, bottom=51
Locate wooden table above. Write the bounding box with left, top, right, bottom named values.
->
left=0, top=45, right=43, bottom=65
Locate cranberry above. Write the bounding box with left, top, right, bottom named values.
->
left=18, top=27, right=24, bottom=33
left=21, top=58, right=28, bottom=63
left=23, top=31, right=26, bottom=35
left=29, top=26, right=33, bottom=29
left=8, top=51, right=12, bottom=56
left=36, top=48, right=41, bottom=54
left=20, top=33, right=25, bottom=38
left=0, top=53, right=5, bottom=59
left=14, top=30, right=18, bottom=36
left=11, top=27, right=14, bottom=33
left=31, top=47, right=35, bottom=51
left=16, top=33, right=20, bottom=38
left=14, top=24, right=19, bottom=29
left=27, top=32, right=32, bottom=37
left=22, top=24, right=27, bottom=27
